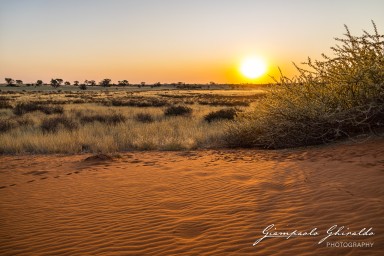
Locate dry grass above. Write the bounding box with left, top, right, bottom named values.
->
left=204, top=108, right=238, bottom=123
left=0, top=90, right=254, bottom=153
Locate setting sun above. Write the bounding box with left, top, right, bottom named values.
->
left=240, top=57, right=267, bottom=79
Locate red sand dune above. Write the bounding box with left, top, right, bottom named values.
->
left=0, top=138, right=383, bottom=255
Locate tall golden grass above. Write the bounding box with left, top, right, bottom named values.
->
left=0, top=102, right=242, bottom=153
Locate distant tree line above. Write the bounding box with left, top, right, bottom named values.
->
left=2, top=77, right=128, bottom=88
left=3, top=77, right=224, bottom=89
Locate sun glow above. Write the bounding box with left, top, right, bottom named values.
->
left=240, top=57, right=267, bottom=79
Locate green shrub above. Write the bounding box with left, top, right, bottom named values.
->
left=204, top=108, right=238, bottom=123
left=164, top=105, right=192, bottom=116
left=225, top=21, right=384, bottom=148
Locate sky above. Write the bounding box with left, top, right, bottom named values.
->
left=1, top=0, right=383, bottom=84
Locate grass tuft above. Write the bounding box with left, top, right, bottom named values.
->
left=204, top=108, right=238, bottom=123
left=79, top=113, right=126, bottom=125
left=14, top=102, right=64, bottom=116
left=164, top=105, right=192, bottom=116
left=40, top=116, right=78, bottom=133
left=0, top=100, right=13, bottom=109
left=135, top=113, right=155, bottom=123
left=0, top=119, right=16, bottom=133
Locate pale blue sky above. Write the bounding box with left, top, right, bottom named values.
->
left=1, top=0, right=383, bottom=83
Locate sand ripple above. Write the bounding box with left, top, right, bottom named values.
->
left=1, top=139, right=384, bottom=255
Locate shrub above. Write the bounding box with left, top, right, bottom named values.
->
left=225, top=21, right=384, bottom=148
left=0, top=100, right=12, bottom=109
left=15, top=117, right=34, bottom=126
left=0, top=117, right=35, bottom=133
left=164, top=105, right=192, bottom=116
left=39, top=105, right=64, bottom=115
left=204, top=108, right=238, bottom=123
left=13, top=102, right=64, bottom=116
left=135, top=113, right=155, bottom=123
left=40, top=116, right=78, bottom=133
left=80, top=113, right=126, bottom=125
left=108, top=98, right=168, bottom=107
left=13, top=102, right=40, bottom=115
left=0, top=119, right=16, bottom=133
left=107, top=113, right=126, bottom=124
left=80, top=115, right=103, bottom=124
left=198, top=100, right=250, bottom=107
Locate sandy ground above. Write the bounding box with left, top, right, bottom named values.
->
left=0, top=138, right=383, bottom=255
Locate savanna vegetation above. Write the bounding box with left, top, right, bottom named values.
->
left=0, top=89, right=263, bottom=153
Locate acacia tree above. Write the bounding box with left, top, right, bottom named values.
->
left=50, top=79, right=60, bottom=88
left=36, top=80, right=43, bottom=86
left=5, top=78, right=14, bottom=86
left=79, top=83, right=87, bottom=90
left=64, top=81, right=71, bottom=86
left=56, top=79, right=63, bottom=86
left=15, top=80, right=23, bottom=86
left=118, top=80, right=129, bottom=86
left=73, top=81, right=79, bottom=86
left=100, top=78, right=111, bottom=87
left=88, top=80, right=96, bottom=86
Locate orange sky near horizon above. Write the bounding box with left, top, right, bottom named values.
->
left=1, top=0, right=383, bottom=84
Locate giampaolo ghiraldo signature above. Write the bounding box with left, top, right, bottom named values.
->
left=253, top=224, right=375, bottom=246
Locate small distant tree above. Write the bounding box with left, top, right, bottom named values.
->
left=36, top=80, right=43, bottom=86
left=73, top=81, right=79, bottom=86
left=50, top=79, right=60, bottom=88
left=118, top=80, right=129, bottom=86
left=83, top=80, right=96, bottom=86
left=56, top=79, right=63, bottom=86
left=15, top=80, right=23, bottom=86
left=5, top=78, right=15, bottom=86
left=100, top=78, right=111, bottom=87
left=64, top=81, right=71, bottom=86
left=140, top=82, right=146, bottom=86
left=79, top=84, right=87, bottom=90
